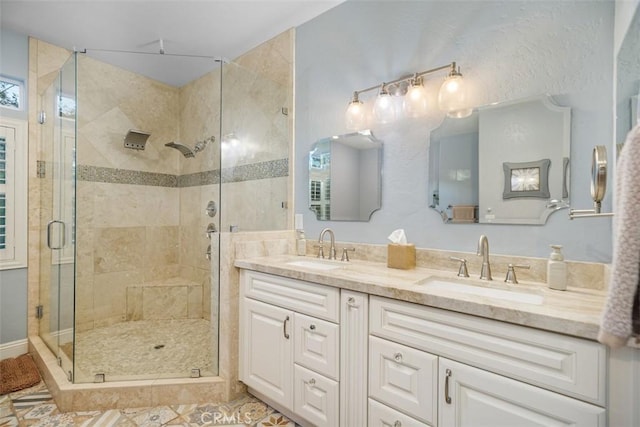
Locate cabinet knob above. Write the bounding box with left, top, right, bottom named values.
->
left=308, top=378, right=316, bottom=386
left=393, top=421, right=402, bottom=427
left=394, top=352, right=403, bottom=362
left=309, top=324, right=316, bottom=330
left=347, top=296, right=359, bottom=308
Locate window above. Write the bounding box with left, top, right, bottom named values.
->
left=0, top=76, right=24, bottom=111
left=0, top=118, right=27, bottom=269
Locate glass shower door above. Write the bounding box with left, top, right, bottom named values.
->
left=38, top=53, right=77, bottom=380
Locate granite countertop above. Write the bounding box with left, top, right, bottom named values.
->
left=235, top=254, right=608, bottom=341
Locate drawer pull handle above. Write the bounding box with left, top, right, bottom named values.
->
left=347, top=297, right=359, bottom=308
left=309, top=378, right=316, bottom=386
left=445, top=368, right=452, bottom=404
left=393, top=422, right=402, bottom=427
left=283, top=316, right=290, bottom=339
left=394, top=352, right=403, bottom=362
left=309, top=324, right=316, bottom=330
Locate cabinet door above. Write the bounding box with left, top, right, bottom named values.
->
left=369, top=336, right=438, bottom=425
left=240, top=298, right=293, bottom=410
left=294, top=364, right=339, bottom=427
left=439, top=358, right=605, bottom=427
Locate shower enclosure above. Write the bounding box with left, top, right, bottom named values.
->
left=36, top=40, right=291, bottom=384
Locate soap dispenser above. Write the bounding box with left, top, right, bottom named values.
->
left=547, top=245, right=567, bottom=291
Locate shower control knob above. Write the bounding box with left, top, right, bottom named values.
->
left=205, top=201, right=217, bottom=217
left=205, top=223, right=217, bottom=238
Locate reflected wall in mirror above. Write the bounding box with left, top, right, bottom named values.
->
left=428, top=112, right=479, bottom=223
left=309, top=130, right=382, bottom=221
left=616, top=7, right=640, bottom=151
left=429, top=95, right=571, bottom=225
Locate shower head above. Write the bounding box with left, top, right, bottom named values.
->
left=124, top=129, right=151, bottom=150
left=165, top=142, right=195, bottom=158
left=165, top=136, right=215, bottom=158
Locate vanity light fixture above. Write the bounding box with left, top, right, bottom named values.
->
left=345, top=92, right=366, bottom=130
left=345, top=62, right=470, bottom=130
left=372, top=84, right=396, bottom=124
left=438, top=64, right=472, bottom=118
left=404, top=75, right=429, bottom=118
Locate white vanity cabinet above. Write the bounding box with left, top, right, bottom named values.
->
left=369, top=296, right=607, bottom=427
left=239, top=268, right=608, bottom=427
left=240, top=270, right=368, bottom=426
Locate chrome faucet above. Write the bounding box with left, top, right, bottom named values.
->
left=477, top=234, right=492, bottom=280
left=318, top=228, right=337, bottom=260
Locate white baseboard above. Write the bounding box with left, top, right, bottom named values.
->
left=0, top=339, right=28, bottom=360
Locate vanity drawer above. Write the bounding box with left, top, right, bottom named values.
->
left=241, top=270, right=339, bottom=322
left=294, top=364, right=339, bottom=427
left=368, top=398, right=429, bottom=427
left=294, top=313, right=339, bottom=380
left=369, top=296, right=606, bottom=405
left=369, top=336, right=437, bottom=425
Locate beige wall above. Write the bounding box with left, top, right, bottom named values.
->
left=75, top=55, right=183, bottom=331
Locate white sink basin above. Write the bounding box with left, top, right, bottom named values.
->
left=422, top=279, right=544, bottom=305
left=286, top=259, right=344, bottom=271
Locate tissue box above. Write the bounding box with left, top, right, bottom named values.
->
left=387, top=244, right=416, bottom=270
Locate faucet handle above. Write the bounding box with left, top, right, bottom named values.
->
left=504, top=263, right=530, bottom=284
left=341, top=247, right=356, bottom=262
left=313, top=244, right=325, bottom=259
left=449, top=257, right=469, bottom=277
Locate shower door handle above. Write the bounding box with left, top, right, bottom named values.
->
left=47, top=220, right=66, bottom=250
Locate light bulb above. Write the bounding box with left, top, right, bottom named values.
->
left=446, top=108, right=473, bottom=119
left=345, top=96, right=366, bottom=130
left=438, top=68, right=467, bottom=114
left=403, top=80, right=428, bottom=118
left=373, top=86, right=396, bottom=124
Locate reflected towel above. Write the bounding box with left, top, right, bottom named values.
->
left=598, top=125, right=640, bottom=348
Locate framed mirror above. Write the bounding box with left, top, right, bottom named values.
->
left=616, top=7, right=640, bottom=152
left=429, top=95, right=571, bottom=225
left=309, top=130, right=383, bottom=221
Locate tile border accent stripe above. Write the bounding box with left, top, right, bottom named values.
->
left=77, top=165, right=177, bottom=187
left=76, top=158, right=288, bottom=187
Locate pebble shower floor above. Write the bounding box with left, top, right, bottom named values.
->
left=0, top=381, right=301, bottom=427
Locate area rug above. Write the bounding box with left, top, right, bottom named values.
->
left=0, top=354, right=41, bottom=395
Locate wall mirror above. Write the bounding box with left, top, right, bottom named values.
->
left=428, top=95, right=571, bottom=225
left=309, top=130, right=382, bottom=221
left=616, top=7, right=640, bottom=152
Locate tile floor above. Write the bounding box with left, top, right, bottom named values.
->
left=0, top=381, right=300, bottom=427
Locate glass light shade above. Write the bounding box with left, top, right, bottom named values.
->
left=403, top=82, right=428, bottom=117
left=345, top=99, right=366, bottom=130
left=446, top=108, right=473, bottom=119
left=373, top=91, right=396, bottom=124
left=438, top=74, right=467, bottom=113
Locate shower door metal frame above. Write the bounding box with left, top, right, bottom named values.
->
left=38, top=52, right=77, bottom=381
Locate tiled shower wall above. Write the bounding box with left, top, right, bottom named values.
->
left=75, top=55, right=182, bottom=331
left=31, top=29, right=293, bottom=333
